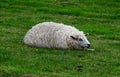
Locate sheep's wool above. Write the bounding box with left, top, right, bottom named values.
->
left=24, top=22, right=89, bottom=49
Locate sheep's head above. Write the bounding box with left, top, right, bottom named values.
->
left=69, top=32, right=90, bottom=49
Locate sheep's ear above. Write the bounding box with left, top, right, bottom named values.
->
left=85, top=33, right=89, bottom=36
left=70, top=36, right=77, bottom=40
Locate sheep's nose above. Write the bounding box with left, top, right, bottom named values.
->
left=87, top=44, right=90, bottom=48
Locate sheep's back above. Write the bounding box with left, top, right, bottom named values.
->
left=24, top=22, right=80, bottom=48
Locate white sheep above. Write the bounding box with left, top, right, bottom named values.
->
left=24, top=22, right=90, bottom=50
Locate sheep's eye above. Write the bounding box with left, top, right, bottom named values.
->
left=79, top=38, right=83, bottom=41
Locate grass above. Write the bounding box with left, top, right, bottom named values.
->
left=0, top=0, right=120, bottom=77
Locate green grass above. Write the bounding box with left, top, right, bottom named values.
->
left=0, top=0, right=120, bottom=77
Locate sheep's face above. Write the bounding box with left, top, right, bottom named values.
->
left=70, top=32, right=90, bottom=49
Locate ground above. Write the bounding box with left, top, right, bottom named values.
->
left=0, top=0, right=120, bottom=77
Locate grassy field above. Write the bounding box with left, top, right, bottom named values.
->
left=0, top=0, right=120, bottom=77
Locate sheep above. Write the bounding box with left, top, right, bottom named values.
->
left=24, top=22, right=90, bottom=50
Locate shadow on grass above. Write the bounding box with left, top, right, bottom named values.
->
left=23, top=42, right=95, bottom=58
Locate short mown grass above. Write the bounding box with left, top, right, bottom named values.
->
left=0, top=0, right=120, bottom=77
